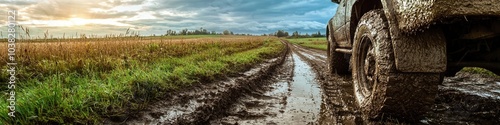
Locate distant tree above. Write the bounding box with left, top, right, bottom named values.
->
left=309, top=31, right=324, bottom=37
left=166, top=29, right=173, bottom=36
left=223, top=30, right=231, bottom=35
left=276, top=30, right=288, bottom=37
left=292, top=31, right=299, bottom=38
left=277, top=30, right=283, bottom=37
left=180, top=29, right=189, bottom=35
left=200, top=27, right=208, bottom=35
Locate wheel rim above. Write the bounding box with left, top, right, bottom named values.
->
left=355, top=35, right=376, bottom=104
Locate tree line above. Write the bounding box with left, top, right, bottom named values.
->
left=262, top=30, right=325, bottom=38
left=164, top=28, right=253, bottom=36
left=163, top=28, right=326, bottom=38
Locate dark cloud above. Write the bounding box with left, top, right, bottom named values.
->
left=0, top=0, right=338, bottom=37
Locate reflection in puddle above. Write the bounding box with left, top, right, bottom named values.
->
left=211, top=52, right=323, bottom=125
left=279, top=53, right=322, bottom=124
left=443, top=77, right=500, bottom=100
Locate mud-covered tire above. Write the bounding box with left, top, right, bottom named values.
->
left=352, top=10, right=440, bottom=121
left=327, top=34, right=349, bottom=75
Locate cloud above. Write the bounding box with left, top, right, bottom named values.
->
left=0, top=0, right=338, bottom=37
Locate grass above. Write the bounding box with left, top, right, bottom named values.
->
left=287, top=37, right=327, bottom=50
left=0, top=36, right=284, bottom=124
left=461, top=67, right=500, bottom=78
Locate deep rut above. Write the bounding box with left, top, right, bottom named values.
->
left=210, top=42, right=323, bottom=125
left=122, top=40, right=500, bottom=125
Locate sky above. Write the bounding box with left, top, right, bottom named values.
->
left=1, top=0, right=338, bottom=38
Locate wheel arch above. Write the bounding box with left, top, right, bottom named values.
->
left=327, top=18, right=334, bottom=41
left=326, top=25, right=330, bottom=41
left=349, top=0, right=383, bottom=46
left=349, top=0, right=447, bottom=73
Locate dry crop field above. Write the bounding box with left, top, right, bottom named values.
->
left=0, top=35, right=285, bottom=124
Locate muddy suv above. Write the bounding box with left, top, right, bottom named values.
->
left=327, top=0, right=500, bottom=121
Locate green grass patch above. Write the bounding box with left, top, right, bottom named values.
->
left=287, top=38, right=328, bottom=50
left=461, top=67, right=500, bottom=78
left=0, top=38, right=284, bottom=124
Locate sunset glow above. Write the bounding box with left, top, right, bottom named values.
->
left=1, top=0, right=337, bottom=37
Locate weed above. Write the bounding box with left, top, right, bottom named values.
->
left=0, top=35, right=284, bottom=124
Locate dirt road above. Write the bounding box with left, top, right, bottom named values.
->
left=211, top=41, right=500, bottom=125
left=210, top=43, right=323, bottom=125
left=121, top=40, right=500, bottom=125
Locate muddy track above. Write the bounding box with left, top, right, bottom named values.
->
left=286, top=40, right=500, bottom=125
left=105, top=41, right=289, bottom=125
left=289, top=42, right=364, bottom=125
left=114, top=40, right=500, bottom=125
left=210, top=41, right=323, bottom=125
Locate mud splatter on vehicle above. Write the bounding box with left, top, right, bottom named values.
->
left=327, top=0, right=500, bottom=121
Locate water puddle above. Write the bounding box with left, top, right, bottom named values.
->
left=442, top=76, right=500, bottom=100
left=300, top=52, right=321, bottom=61
left=292, top=44, right=327, bottom=60
left=278, top=53, right=322, bottom=124
left=211, top=53, right=322, bottom=125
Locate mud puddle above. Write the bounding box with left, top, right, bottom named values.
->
left=424, top=72, right=500, bottom=124
left=288, top=40, right=500, bottom=124
left=291, top=44, right=327, bottom=61
left=118, top=40, right=500, bottom=125
left=111, top=48, right=288, bottom=125
left=289, top=43, right=363, bottom=125
left=210, top=51, right=322, bottom=125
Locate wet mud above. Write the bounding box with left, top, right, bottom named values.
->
left=210, top=49, right=322, bottom=125
left=106, top=41, right=289, bottom=125
left=290, top=41, right=500, bottom=125
left=425, top=72, right=500, bottom=124
left=118, top=40, right=500, bottom=125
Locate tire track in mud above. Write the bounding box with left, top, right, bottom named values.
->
left=109, top=41, right=289, bottom=125
left=210, top=41, right=323, bottom=125
left=425, top=73, right=500, bottom=124
left=211, top=40, right=365, bottom=125
left=288, top=40, right=500, bottom=125
left=117, top=40, right=500, bottom=125
left=288, top=41, right=364, bottom=125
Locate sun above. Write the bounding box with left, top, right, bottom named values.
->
left=69, top=18, right=90, bottom=26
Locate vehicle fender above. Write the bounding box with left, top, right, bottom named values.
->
left=380, top=0, right=447, bottom=73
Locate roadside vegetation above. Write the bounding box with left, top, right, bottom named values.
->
left=462, top=67, right=500, bottom=78
left=287, top=38, right=328, bottom=50
left=0, top=35, right=284, bottom=124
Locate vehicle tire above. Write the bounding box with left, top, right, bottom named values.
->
left=352, top=10, right=440, bottom=121
left=327, top=33, right=349, bottom=75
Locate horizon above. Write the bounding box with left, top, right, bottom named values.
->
left=0, top=0, right=338, bottom=38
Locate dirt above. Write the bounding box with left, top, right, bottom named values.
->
left=392, top=0, right=500, bottom=33
left=103, top=41, right=288, bottom=124
left=425, top=72, right=500, bottom=124
left=112, top=40, right=500, bottom=125
left=210, top=45, right=322, bottom=125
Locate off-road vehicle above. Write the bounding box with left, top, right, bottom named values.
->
left=327, top=0, right=500, bottom=121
